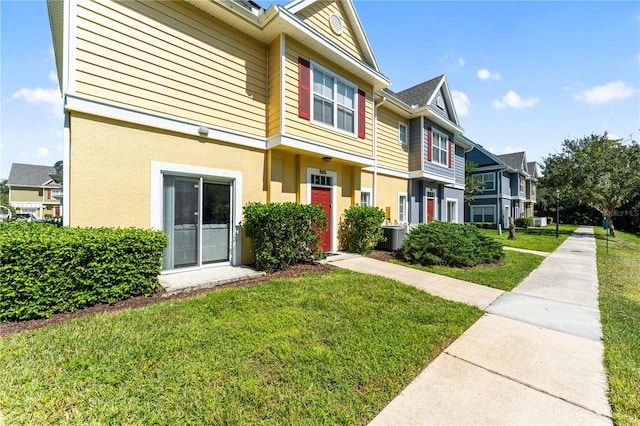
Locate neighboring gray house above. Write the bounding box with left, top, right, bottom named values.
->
left=7, top=163, right=62, bottom=219
left=464, top=142, right=537, bottom=227
left=384, top=75, right=471, bottom=225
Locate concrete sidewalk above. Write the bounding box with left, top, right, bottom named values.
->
left=331, top=226, right=612, bottom=425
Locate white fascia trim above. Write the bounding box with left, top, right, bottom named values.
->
left=284, top=0, right=313, bottom=13
left=277, top=8, right=389, bottom=88
left=408, top=170, right=455, bottom=185
left=66, top=0, right=77, bottom=93
left=62, top=113, right=71, bottom=226
left=65, top=94, right=267, bottom=151
left=343, top=0, right=380, bottom=72
left=150, top=162, right=243, bottom=266
left=305, top=167, right=338, bottom=253
left=448, top=183, right=465, bottom=190
left=268, top=134, right=375, bottom=166
left=362, top=165, right=408, bottom=179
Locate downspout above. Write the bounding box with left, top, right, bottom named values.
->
left=372, top=95, right=386, bottom=206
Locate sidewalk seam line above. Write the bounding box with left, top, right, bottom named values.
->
left=443, top=351, right=612, bottom=420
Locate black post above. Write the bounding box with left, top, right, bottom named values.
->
left=555, top=190, right=559, bottom=238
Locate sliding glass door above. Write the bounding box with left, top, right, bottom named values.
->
left=163, top=175, right=231, bottom=270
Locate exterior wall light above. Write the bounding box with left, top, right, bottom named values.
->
left=198, top=127, right=209, bottom=137
left=322, top=156, right=332, bottom=163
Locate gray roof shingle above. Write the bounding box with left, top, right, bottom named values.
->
left=496, top=152, right=526, bottom=172
left=7, top=163, right=60, bottom=187
left=394, top=75, right=443, bottom=107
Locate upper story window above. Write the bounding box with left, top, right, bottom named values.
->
left=298, top=58, right=366, bottom=139
left=398, top=122, right=408, bottom=145
left=431, top=130, right=448, bottom=166
left=473, top=173, right=495, bottom=191
left=313, top=65, right=356, bottom=135
left=519, top=176, right=525, bottom=193
left=531, top=183, right=536, bottom=197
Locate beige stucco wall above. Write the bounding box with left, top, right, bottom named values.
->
left=69, top=113, right=267, bottom=263
left=373, top=173, right=410, bottom=225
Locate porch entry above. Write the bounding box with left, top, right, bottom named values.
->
left=311, top=185, right=332, bottom=252
left=426, top=190, right=436, bottom=222
left=162, top=175, right=231, bottom=270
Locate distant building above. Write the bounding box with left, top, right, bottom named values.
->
left=7, top=163, right=62, bottom=219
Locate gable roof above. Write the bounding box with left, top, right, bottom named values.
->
left=7, top=163, right=60, bottom=188
left=527, top=161, right=539, bottom=179
left=395, top=75, right=442, bottom=107
left=497, top=152, right=527, bottom=173
left=284, top=0, right=381, bottom=72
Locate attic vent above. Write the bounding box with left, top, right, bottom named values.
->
left=436, top=94, right=445, bottom=109
left=329, top=13, right=343, bottom=35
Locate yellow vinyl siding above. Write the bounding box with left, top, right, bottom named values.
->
left=75, top=0, right=267, bottom=137
left=377, top=107, right=409, bottom=171
left=283, top=40, right=373, bottom=158
left=9, top=188, right=42, bottom=203
left=297, top=1, right=364, bottom=61
left=267, top=37, right=282, bottom=137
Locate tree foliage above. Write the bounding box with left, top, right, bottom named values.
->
left=539, top=133, right=640, bottom=235
left=464, top=161, right=485, bottom=203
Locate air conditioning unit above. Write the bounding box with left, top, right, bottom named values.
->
left=376, top=226, right=406, bottom=252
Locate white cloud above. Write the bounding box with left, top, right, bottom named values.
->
left=477, top=69, right=501, bottom=81
left=458, top=57, right=465, bottom=67
left=493, top=90, right=539, bottom=109
left=37, top=147, right=50, bottom=158
left=573, top=81, right=638, bottom=104
left=451, top=90, right=470, bottom=116
left=12, top=87, right=62, bottom=108
left=49, top=70, right=58, bottom=83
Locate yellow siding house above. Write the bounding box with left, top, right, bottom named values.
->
left=47, top=0, right=469, bottom=272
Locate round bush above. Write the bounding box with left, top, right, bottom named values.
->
left=401, top=221, right=503, bottom=267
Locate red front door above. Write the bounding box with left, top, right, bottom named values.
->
left=427, top=198, right=435, bottom=222
left=311, top=186, right=332, bottom=252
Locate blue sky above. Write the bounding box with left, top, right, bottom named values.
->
left=1, top=0, right=639, bottom=179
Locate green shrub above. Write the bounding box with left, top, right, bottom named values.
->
left=515, top=217, right=533, bottom=228
left=243, top=202, right=326, bottom=272
left=0, top=222, right=167, bottom=322
left=401, top=221, right=503, bottom=267
left=338, top=206, right=386, bottom=254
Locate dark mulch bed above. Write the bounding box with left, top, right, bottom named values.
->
left=366, top=250, right=401, bottom=262
left=0, top=262, right=334, bottom=339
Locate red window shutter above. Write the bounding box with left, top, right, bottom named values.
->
left=449, top=139, right=453, bottom=168
left=298, top=57, right=311, bottom=120
left=427, top=127, right=432, bottom=162
left=357, top=89, right=366, bottom=139
left=47, top=189, right=52, bottom=199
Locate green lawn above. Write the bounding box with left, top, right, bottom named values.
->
left=392, top=250, right=544, bottom=291
left=594, top=227, right=640, bottom=425
left=0, top=269, right=482, bottom=425
left=478, top=224, right=579, bottom=252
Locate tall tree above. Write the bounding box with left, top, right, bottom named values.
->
left=464, top=161, right=485, bottom=203
left=0, top=179, right=8, bottom=207
left=539, top=133, right=640, bottom=236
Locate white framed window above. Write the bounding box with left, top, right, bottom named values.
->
left=473, top=173, right=495, bottom=191
left=531, top=183, right=536, bottom=197
left=519, top=176, right=526, bottom=193
left=471, top=205, right=496, bottom=224
left=446, top=199, right=458, bottom=223
left=360, top=188, right=372, bottom=207
left=431, top=129, right=448, bottom=166
left=312, top=64, right=356, bottom=135
left=398, top=122, right=408, bottom=145
left=398, top=192, right=408, bottom=223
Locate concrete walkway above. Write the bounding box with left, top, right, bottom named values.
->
left=331, top=226, right=612, bottom=425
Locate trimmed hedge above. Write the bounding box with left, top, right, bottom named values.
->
left=402, top=221, right=503, bottom=267
left=0, top=223, right=167, bottom=322
left=515, top=217, right=533, bottom=228
left=338, top=206, right=386, bottom=254
left=243, top=202, right=326, bottom=272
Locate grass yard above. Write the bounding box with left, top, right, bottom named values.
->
left=392, top=250, right=543, bottom=291
left=0, top=269, right=482, bottom=425
left=478, top=224, right=578, bottom=252
left=594, top=227, right=640, bottom=425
